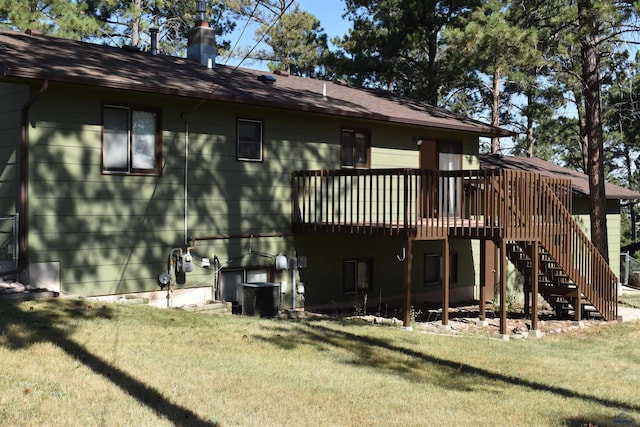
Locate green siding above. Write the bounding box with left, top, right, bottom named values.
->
left=0, top=82, right=26, bottom=216
left=22, top=83, right=481, bottom=297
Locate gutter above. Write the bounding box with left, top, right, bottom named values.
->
left=0, top=78, right=48, bottom=277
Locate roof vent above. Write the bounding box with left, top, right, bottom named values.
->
left=149, top=27, right=159, bottom=55
left=257, top=74, right=276, bottom=84
left=274, top=70, right=289, bottom=77
left=122, top=45, right=141, bottom=53
left=25, top=29, right=45, bottom=37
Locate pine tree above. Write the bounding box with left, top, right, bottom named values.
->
left=327, top=0, right=479, bottom=106
left=249, top=4, right=329, bottom=77
left=0, top=0, right=104, bottom=39
left=441, top=0, right=540, bottom=153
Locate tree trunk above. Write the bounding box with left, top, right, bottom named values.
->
left=131, top=0, right=142, bottom=47
left=578, top=0, right=609, bottom=263
left=526, top=92, right=534, bottom=157
left=491, top=66, right=501, bottom=154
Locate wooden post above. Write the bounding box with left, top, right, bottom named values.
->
left=499, top=238, right=507, bottom=335
left=442, top=237, right=450, bottom=326
left=574, top=293, right=582, bottom=322
left=479, top=239, right=486, bottom=321
left=531, top=240, right=539, bottom=331
left=403, top=238, right=413, bottom=327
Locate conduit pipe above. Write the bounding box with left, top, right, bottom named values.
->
left=191, top=233, right=292, bottom=242
left=182, top=114, right=190, bottom=247
left=0, top=78, right=48, bottom=278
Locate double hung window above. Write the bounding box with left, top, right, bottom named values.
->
left=237, top=119, right=263, bottom=161
left=102, top=105, right=161, bottom=175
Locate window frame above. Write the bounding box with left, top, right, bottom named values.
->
left=340, top=128, right=371, bottom=169
left=424, top=252, right=458, bottom=286
left=343, top=258, right=372, bottom=295
left=101, top=104, right=162, bottom=176
left=236, top=118, right=264, bottom=162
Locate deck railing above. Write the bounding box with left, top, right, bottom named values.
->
left=291, top=168, right=572, bottom=240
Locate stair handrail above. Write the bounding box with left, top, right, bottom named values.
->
left=534, top=179, right=617, bottom=320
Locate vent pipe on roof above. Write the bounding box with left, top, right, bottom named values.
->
left=187, top=1, right=216, bottom=67
left=149, top=28, right=159, bottom=55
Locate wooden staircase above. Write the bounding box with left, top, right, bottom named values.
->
left=506, top=241, right=603, bottom=319
left=497, top=174, right=618, bottom=321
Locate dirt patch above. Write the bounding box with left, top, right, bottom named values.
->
left=301, top=303, right=609, bottom=339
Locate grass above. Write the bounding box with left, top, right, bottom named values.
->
left=1, top=298, right=639, bottom=427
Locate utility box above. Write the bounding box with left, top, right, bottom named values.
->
left=241, top=282, right=280, bottom=317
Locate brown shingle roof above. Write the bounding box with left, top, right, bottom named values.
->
left=0, top=29, right=512, bottom=137
left=480, top=154, right=640, bottom=200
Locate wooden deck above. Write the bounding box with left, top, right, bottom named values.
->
left=291, top=168, right=618, bottom=324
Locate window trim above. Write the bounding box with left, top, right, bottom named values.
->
left=236, top=118, right=264, bottom=162
left=340, top=127, right=371, bottom=169
left=343, top=258, right=372, bottom=295
left=101, top=104, right=162, bottom=176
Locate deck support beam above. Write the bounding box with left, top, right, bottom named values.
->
left=442, top=237, right=450, bottom=326
left=531, top=240, right=539, bottom=331
left=499, top=238, right=507, bottom=335
left=402, top=238, right=414, bottom=327
left=479, top=239, right=495, bottom=321
left=479, top=240, right=487, bottom=321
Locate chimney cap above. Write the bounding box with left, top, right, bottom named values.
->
left=196, top=1, right=206, bottom=21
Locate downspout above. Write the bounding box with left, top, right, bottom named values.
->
left=1, top=78, right=48, bottom=277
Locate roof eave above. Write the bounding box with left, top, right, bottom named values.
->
left=3, top=67, right=513, bottom=137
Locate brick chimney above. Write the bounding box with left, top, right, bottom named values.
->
left=187, top=1, right=216, bottom=67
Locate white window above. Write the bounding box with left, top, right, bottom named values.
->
left=103, top=105, right=161, bottom=175
left=237, top=119, right=263, bottom=161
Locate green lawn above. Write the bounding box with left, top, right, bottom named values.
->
left=1, top=297, right=639, bottom=427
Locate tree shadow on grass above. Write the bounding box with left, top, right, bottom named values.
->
left=255, top=320, right=640, bottom=414
left=0, top=299, right=218, bottom=427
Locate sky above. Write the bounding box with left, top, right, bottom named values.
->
left=298, top=0, right=350, bottom=41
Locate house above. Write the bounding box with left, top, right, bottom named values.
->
left=0, top=14, right=631, bottom=334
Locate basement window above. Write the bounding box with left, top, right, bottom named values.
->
left=237, top=118, right=263, bottom=161
left=102, top=105, right=161, bottom=175
left=341, top=128, right=370, bottom=168
left=343, top=258, right=372, bottom=294
left=219, top=267, right=272, bottom=304
left=424, top=252, right=458, bottom=286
